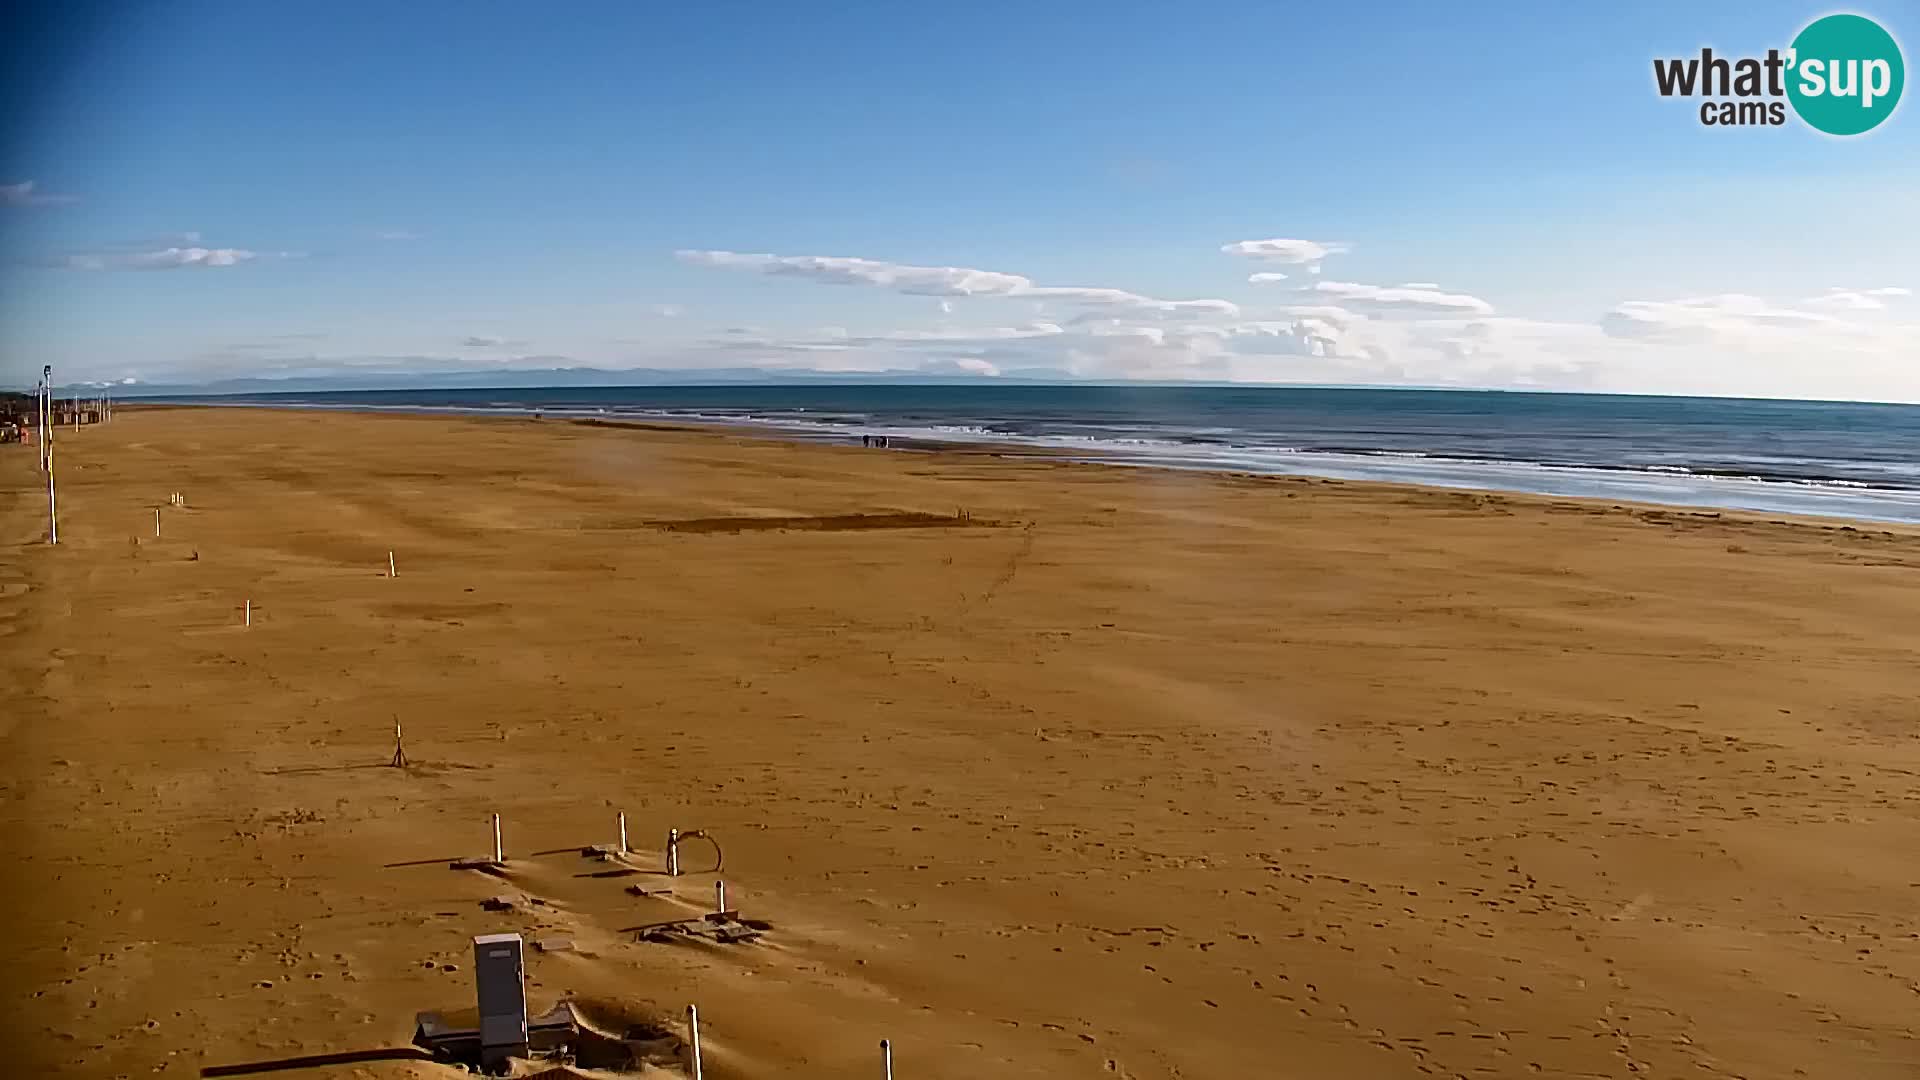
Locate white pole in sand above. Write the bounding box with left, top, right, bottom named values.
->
left=155, top=508, right=162, bottom=537
left=715, top=880, right=727, bottom=915
left=46, top=449, right=57, bottom=545
left=881, top=1039, right=894, bottom=1080
left=389, top=551, right=396, bottom=578
left=667, top=828, right=680, bottom=876
left=245, top=599, right=251, bottom=627
left=39, top=373, right=50, bottom=472
left=617, top=812, right=628, bottom=855
left=686, top=1004, right=704, bottom=1080
left=492, top=813, right=504, bottom=864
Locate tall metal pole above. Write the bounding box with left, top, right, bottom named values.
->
left=41, top=365, right=52, bottom=470
left=46, top=447, right=57, bottom=545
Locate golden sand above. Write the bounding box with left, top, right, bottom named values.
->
left=5, top=406, right=1920, bottom=1078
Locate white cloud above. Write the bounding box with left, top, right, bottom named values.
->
left=1219, top=237, right=1349, bottom=271
left=1247, top=272, right=1290, bottom=284
left=1, top=180, right=77, bottom=207
left=1311, top=280, right=1494, bottom=316
left=1806, top=286, right=1912, bottom=310
left=653, top=304, right=684, bottom=318
left=1807, top=291, right=1883, bottom=311
left=1213, top=319, right=1348, bottom=358
left=853, top=322, right=1066, bottom=344
left=1024, top=286, right=1239, bottom=319
left=1271, top=304, right=1363, bottom=329
left=679, top=247, right=1237, bottom=319
left=676, top=249, right=1030, bottom=296
left=374, top=230, right=422, bottom=241
left=1400, top=282, right=1440, bottom=289
left=59, top=246, right=265, bottom=271
left=1601, top=294, right=1838, bottom=343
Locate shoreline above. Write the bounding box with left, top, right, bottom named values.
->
left=138, top=401, right=1920, bottom=537
left=138, top=395, right=1920, bottom=526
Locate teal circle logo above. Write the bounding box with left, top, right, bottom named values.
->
left=1787, top=14, right=1904, bottom=135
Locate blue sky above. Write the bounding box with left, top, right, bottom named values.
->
left=2, top=1, right=1916, bottom=398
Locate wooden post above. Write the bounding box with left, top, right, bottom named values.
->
left=617, top=812, right=628, bottom=854
left=46, top=450, right=57, bottom=545
left=492, top=813, right=504, bottom=864
left=389, top=551, right=396, bottom=578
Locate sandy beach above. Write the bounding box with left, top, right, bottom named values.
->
left=6, top=405, right=1920, bottom=1079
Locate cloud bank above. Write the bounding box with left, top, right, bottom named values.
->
left=670, top=237, right=1917, bottom=400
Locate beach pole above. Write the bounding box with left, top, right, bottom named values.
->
left=667, top=828, right=680, bottom=876
left=391, top=719, right=408, bottom=768
left=715, top=880, right=727, bottom=915
left=244, top=599, right=251, bottom=627
left=39, top=370, right=50, bottom=471
left=881, top=1038, right=894, bottom=1079
left=389, top=551, right=397, bottom=578
left=617, top=812, right=628, bottom=855
left=46, top=449, right=57, bottom=545
left=492, top=813, right=504, bottom=864
left=686, top=1004, right=704, bottom=1080
left=155, top=508, right=162, bottom=538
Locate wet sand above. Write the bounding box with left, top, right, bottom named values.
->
left=5, top=405, right=1920, bottom=1079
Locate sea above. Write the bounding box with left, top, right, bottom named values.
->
left=200, top=385, right=1920, bottom=525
